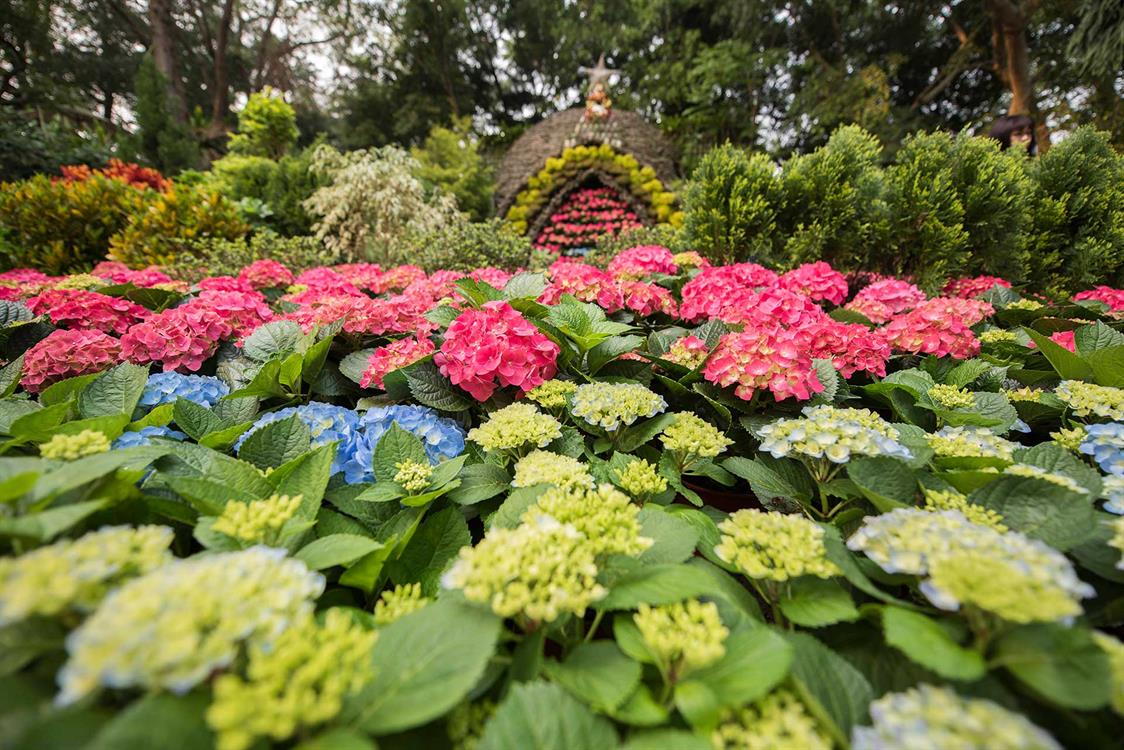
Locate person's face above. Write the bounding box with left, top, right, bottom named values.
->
left=1010, top=125, right=1033, bottom=148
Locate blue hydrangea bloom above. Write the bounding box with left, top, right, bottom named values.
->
left=344, top=405, right=466, bottom=484
left=1080, top=422, right=1124, bottom=476
left=235, top=402, right=364, bottom=476
left=140, top=372, right=230, bottom=410
left=113, top=426, right=188, bottom=449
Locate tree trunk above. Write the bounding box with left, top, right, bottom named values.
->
left=147, top=0, right=187, bottom=122
left=209, top=0, right=236, bottom=131
left=985, top=0, right=1050, bottom=150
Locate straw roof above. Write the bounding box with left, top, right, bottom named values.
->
left=494, top=108, right=679, bottom=218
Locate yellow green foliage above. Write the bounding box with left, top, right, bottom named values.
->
left=109, top=186, right=248, bottom=267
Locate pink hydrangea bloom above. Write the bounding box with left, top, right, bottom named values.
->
left=238, top=259, right=294, bottom=290
left=0, top=285, right=25, bottom=302
left=435, top=300, right=559, bottom=401
left=912, top=297, right=994, bottom=326
left=679, top=263, right=780, bottom=322
left=26, top=289, right=150, bottom=334
left=540, top=262, right=623, bottom=312
left=1049, top=330, right=1076, bottom=352
left=285, top=295, right=395, bottom=335
left=360, top=336, right=435, bottom=389
left=333, top=263, right=384, bottom=292
left=373, top=265, right=427, bottom=294
left=468, top=267, right=513, bottom=289
left=1074, top=286, right=1124, bottom=314
left=942, top=276, right=1011, bottom=298
left=607, top=245, right=678, bottom=279
left=718, top=287, right=827, bottom=328
left=846, top=279, right=927, bottom=323
left=22, top=329, right=123, bottom=392
left=797, top=320, right=890, bottom=378
left=662, top=335, right=710, bottom=368
left=879, top=307, right=980, bottom=359
left=187, top=290, right=274, bottom=338
left=92, top=262, right=174, bottom=288
left=197, top=276, right=254, bottom=293
left=408, top=271, right=464, bottom=304
left=121, top=306, right=232, bottom=372
left=620, top=281, right=678, bottom=317
left=293, top=268, right=363, bottom=297
left=703, top=325, right=825, bottom=402
left=779, top=262, right=849, bottom=305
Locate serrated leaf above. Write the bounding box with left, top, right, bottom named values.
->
left=596, top=564, right=719, bottom=610
left=387, top=506, right=469, bottom=595
left=477, top=681, right=619, bottom=750
left=995, top=623, right=1111, bottom=710
left=1085, top=345, right=1124, bottom=387
left=1024, top=327, right=1094, bottom=380
left=969, top=476, right=1095, bottom=550
left=372, top=423, right=428, bottom=482
left=637, top=507, right=700, bottom=565
left=172, top=398, right=222, bottom=440
left=86, top=693, right=212, bottom=750
left=847, top=457, right=916, bottom=511
left=447, top=462, right=510, bottom=505
left=778, top=577, right=860, bottom=627
left=295, top=534, right=383, bottom=570
left=784, top=632, right=873, bottom=745
left=1074, top=321, right=1124, bottom=356
left=403, top=360, right=474, bottom=412
left=0, top=499, right=105, bottom=541
left=238, top=413, right=312, bottom=470
left=881, top=606, right=985, bottom=681
left=503, top=272, right=548, bottom=299
left=543, top=641, right=641, bottom=712
left=243, top=320, right=306, bottom=361
left=339, top=349, right=375, bottom=385
left=77, top=363, right=149, bottom=419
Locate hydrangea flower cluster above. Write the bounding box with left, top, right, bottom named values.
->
left=539, top=261, right=623, bottom=312
left=121, top=305, right=233, bottom=372
left=800, top=319, right=891, bottom=378
left=980, top=328, right=1020, bottom=345
left=717, top=286, right=827, bottom=329
left=927, top=384, right=973, bottom=409
left=526, top=483, right=652, bottom=558
left=524, top=379, right=577, bottom=410
left=756, top=406, right=911, bottom=464
left=659, top=411, right=734, bottom=465
left=1004, top=385, right=1043, bottom=402
left=26, top=289, right=149, bottom=334
left=112, top=425, right=187, bottom=448
left=57, top=547, right=324, bottom=705
left=715, top=509, right=841, bottom=582
left=922, top=488, right=1007, bottom=531
left=39, top=429, right=111, bottom=460
left=22, top=329, right=122, bottom=392
left=139, top=371, right=230, bottom=409
left=880, top=304, right=980, bottom=359
left=1103, top=475, right=1124, bottom=514
left=779, top=261, right=849, bottom=305
left=927, top=425, right=1018, bottom=460
left=847, top=509, right=1094, bottom=623
left=0, top=525, right=173, bottom=625
left=189, top=289, right=274, bottom=337
left=618, top=280, right=678, bottom=316
left=852, top=684, right=1061, bottom=750
left=360, top=335, right=435, bottom=389
left=606, top=245, right=678, bottom=279
left=613, top=458, right=668, bottom=498
left=713, top=689, right=832, bottom=750
left=206, top=609, right=376, bottom=750
left=1003, top=463, right=1088, bottom=494
left=942, top=275, right=1011, bottom=298
left=512, top=450, right=594, bottom=489
left=373, top=583, right=432, bottom=626
left=443, top=514, right=607, bottom=623
left=467, top=403, right=561, bottom=457
left=633, top=599, right=728, bottom=675
left=1056, top=380, right=1124, bottom=420
left=212, top=494, right=303, bottom=545
left=1074, top=285, right=1124, bottom=314
left=447, top=699, right=497, bottom=750
left=570, top=381, right=666, bottom=432
left=661, top=335, right=709, bottom=369
left=703, top=326, right=825, bottom=402
left=354, top=405, right=466, bottom=480
left=238, top=259, right=294, bottom=290
left=236, top=402, right=363, bottom=478
left=846, top=279, right=926, bottom=323
left=393, top=459, right=433, bottom=492
left=436, top=301, right=559, bottom=401
left=679, top=263, right=778, bottom=322
left=1080, top=422, right=1124, bottom=475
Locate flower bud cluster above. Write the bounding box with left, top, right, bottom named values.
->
left=512, top=450, right=594, bottom=489
left=715, top=509, right=840, bottom=581
left=39, top=429, right=111, bottom=460
left=1056, top=380, right=1124, bottom=420
left=467, top=403, right=562, bottom=454
left=713, top=689, right=832, bottom=750
left=757, top=406, right=911, bottom=464
left=570, top=382, right=666, bottom=432
left=634, top=599, right=728, bottom=674
left=212, top=494, right=302, bottom=545
left=526, top=483, right=652, bottom=558
left=374, top=583, right=432, bottom=626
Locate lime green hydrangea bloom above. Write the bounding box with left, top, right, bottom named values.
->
left=212, top=493, right=302, bottom=545
left=394, top=459, right=433, bottom=492
left=525, top=379, right=577, bottom=410
left=570, top=381, right=666, bottom=432
left=713, top=689, right=832, bottom=750
left=928, top=384, right=973, bottom=409
left=853, top=684, right=1061, bottom=750
left=672, top=251, right=707, bottom=270
left=1056, top=380, right=1124, bottom=420
left=1006, top=298, right=1044, bottom=311
left=660, top=411, right=734, bottom=463
left=613, top=458, right=668, bottom=499
left=927, top=425, right=1017, bottom=461
left=442, top=515, right=606, bottom=623
left=634, top=599, right=728, bottom=676
left=527, top=483, right=652, bottom=558
left=39, top=429, right=111, bottom=460
left=1093, top=631, right=1124, bottom=716
left=756, top=406, right=910, bottom=465
left=663, top=337, right=709, bottom=369
left=57, top=547, right=324, bottom=705
left=1051, top=426, right=1086, bottom=452
left=512, top=450, right=594, bottom=489
left=1004, top=386, right=1044, bottom=402
left=447, top=699, right=497, bottom=750
left=467, top=403, right=562, bottom=456
left=374, top=583, right=432, bottom=626
left=53, top=273, right=105, bottom=290
left=0, top=525, right=173, bottom=626
left=979, top=329, right=1020, bottom=345
left=847, top=509, right=1094, bottom=623
left=715, top=509, right=840, bottom=581
left=206, top=609, right=376, bottom=750
left=922, top=488, right=1007, bottom=532
left=1003, top=463, right=1088, bottom=494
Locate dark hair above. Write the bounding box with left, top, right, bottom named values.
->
left=987, top=114, right=1037, bottom=156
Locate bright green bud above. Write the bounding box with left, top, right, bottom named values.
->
left=979, top=329, right=1019, bottom=344
left=394, top=459, right=432, bottom=492
left=527, top=483, right=652, bottom=558
left=374, top=583, right=432, bottom=626
left=1004, top=386, right=1043, bottom=402
left=660, top=411, right=733, bottom=459
left=928, top=384, right=973, bottom=409
left=613, top=458, right=667, bottom=498
left=570, top=381, right=666, bottom=432
left=1056, top=380, right=1124, bottom=420
left=634, top=599, right=727, bottom=675
left=715, top=509, right=840, bottom=582
left=922, top=488, right=1007, bottom=532
left=447, top=699, right=497, bottom=750
left=1006, top=298, right=1044, bottom=311
left=1051, top=426, right=1086, bottom=452
left=927, top=426, right=1017, bottom=460
left=53, top=273, right=104, bottom=290
left=39, top=430, right=111, bottom=460
left=212, top=493, right=302, bottom=545
left=713, top=689, right=832, bottom=750
left=512, top=450, right=594, bottom=489
left=525, top=379, right=577, bottom=410
left=468, top=403, right=562, bottom=454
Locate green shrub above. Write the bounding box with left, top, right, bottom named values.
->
left=167, top=232, right=338, bottom=281
left=0, top=174, right=144, bottom=273
left=779, top=124, right=888, bottom=271
left=0, top=111, right=112, bottom=182
left=680, top=145, right=783, bottom=265
left=131, top=55, right=200, bottom=174
left=395, top=219, right=533, bottom=272
left=411, top=117, right=494, bottom=221
left=205, top=149, right=322, bottom=236
left=883, top=131, right=1034, bottom=289
left=108, top=187, right=248, bottom=267
left=1025, top=126, right=1124, bottom=293
left=227, top=87, right=299, bottom=160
